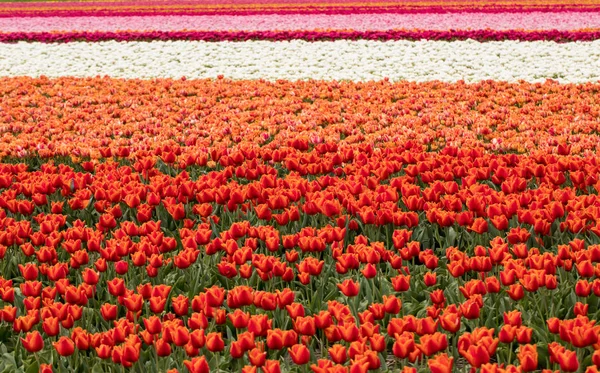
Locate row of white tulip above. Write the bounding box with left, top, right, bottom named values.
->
left=1, top=39, right=599, bottom=82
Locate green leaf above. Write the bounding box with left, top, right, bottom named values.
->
left=378, top=353, right=387, bottom=372
left=25, top=361, right=38, bottom=373
left=2, top=353, right=15, bottom=367
left=446, top=226, right=457, bottom=247
left=92, top=363, right=105, bottom=373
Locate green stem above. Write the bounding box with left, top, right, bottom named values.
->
left=154, top=344, right=160, bottom=373
left=507, top=341, right=514, bottom=366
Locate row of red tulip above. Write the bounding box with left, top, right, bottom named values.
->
left=1, top=78, right=600, bottom=372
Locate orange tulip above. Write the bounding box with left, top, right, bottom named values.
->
left=428, top=353, right=454, bottom=373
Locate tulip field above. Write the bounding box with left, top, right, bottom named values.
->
left=2, top=1, right=600, bottom=373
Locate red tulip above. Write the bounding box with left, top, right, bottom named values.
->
left=428, top=353, right=453, bottom=373
left=267, top=329, right=284, bottom=350
left=337, top=279, right=360, bottom=297
left=71, top=327, right=91, bottom=350
left=328, top=344, right=347, bottom=364
left=143, top=316, right=162, bottom=335
left=114, top=261, right=129, bottom=275
left=1, top=305, right=16, bottom=323
left=507, top=284, right=524, bottom=301
left=592, top=349, right=600, bottom=367
left=122, top=294, right=143, bottom=312
left=248, top=348, right=266, bottom=367
left=205, top=286, right=225, bottom=307
left=573, top=302, right=588, bottom=316
left=430, top=289, right=445, bottom=305
left=575, top=280, right=592, bottom=297
left=460, top=299, right=480, bottom=320
left=100, top=303, right=118, bottom=321
left=95, top=344, right=112, bottom=360
left=557, top=348, right=579, bottom=372
left=288, top=344, right=310, bottom=365
left=383, top=295, right=402, bottom=314
left=184, top=356, right=210, bottom=373
left=262, top=360, right=281, bottom=373
left=154, top=338, right=172, bottom=357
left=503, top=310, right=522, bottom=326
left=172, top=326, right=190, bottom=347
left=42, top=317, right=60, bottom=337
left=499, top=325, right=516, bottom=344
left=285, top=303, right=305, bottom=319
left=229, top=309, right=250, bottom=328
left=440, top=311, right=461, bottom=333
left=417, top=332, right=448, bottom=356
left=53, top=336, right=75, bottom=357
left=206, top=332, right=224, bottom=352
left=230, top=340, right=245, bottom=359
left=369, top=334, right=386, bottom=352
left=547, top=317, right=561, bottom=334
left=423, top=272, right=437, bottom=287
left=172, top=294, right=189, bottom=316
left=18, top=263, right=39, bottom=281
left=294, top=316, right=316, bottom=336
left=361, top=264, right=377, bottom=279
left=518, top=344, right=538, bottom=372
left=461, top=344, right=490, bottom=368
left=190, top=329, right=206, bottom=349
left=516, top=326, right=533, bottom=344
left=107, top=278, right=126, bottom=297
left=392, top=333, right=416, bottom=359
left=21, top=331, right=44, bottom=353
left=469, top=218, right=488, bottom=234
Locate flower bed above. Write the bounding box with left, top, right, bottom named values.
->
left=2, top=1, right=600, bottom=373
left=1, top=12, right=599, bottom=32
left=0, top=77, right=600, bottom=373
left=1, top=1, right=599, bottom=17
left=1, top=39, right=600, bottom=82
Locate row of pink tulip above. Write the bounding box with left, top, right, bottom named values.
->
left=2, top=29, right=600, bottom=43
left=1, top=12, right=598, bottom=33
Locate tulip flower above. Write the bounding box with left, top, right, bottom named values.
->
left=337, top=279, right=360, bottom=297
left=248, top=348, right=266, bottom=367
left=205, top=332, right=224, bottom=352
left=184, top=356, right=210, bottom=373
left=143, top=316, right=162, bottom=335
left=288, top=344, right=310, bottom=365
left=21, top=331, right=44, bottom=353
left=328, top=344, right=347, bottom=364
left=294, top=316, right=316, bottom=336
left=469, top=218, right=488, bottom=234
left=440, top=311, right=461, bottom=333
left=262, top=360, right=281, bottom=373
left=428, top=353, right=454, bottom=373
left=556, top=348, right=579, bottom=372
left=360, top=264, right=377, bottom=279
left=53, top=336, right=75, bottom=357
left=154, top=338, right=172, bottom=357
left=518, top=344, right=538, bottom=372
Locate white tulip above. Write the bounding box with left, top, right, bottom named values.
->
left=0, top=39, right=599, bottom=82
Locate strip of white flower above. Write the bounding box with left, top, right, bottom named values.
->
left=1, top=39, right=599, bottom=82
